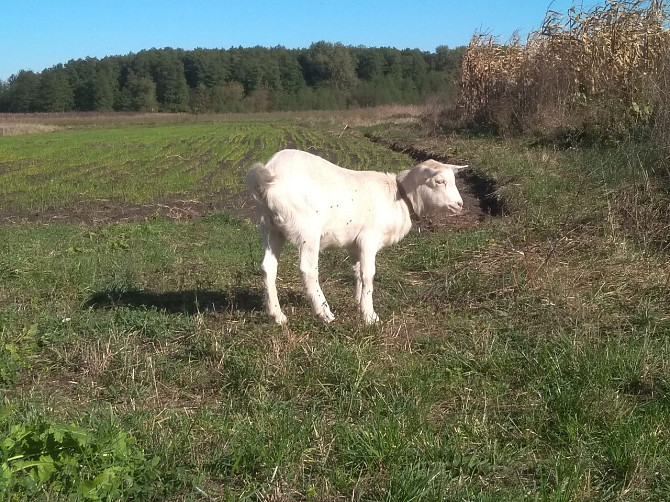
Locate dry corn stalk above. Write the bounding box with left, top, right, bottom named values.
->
left=459, top=0, right=670, bottom=132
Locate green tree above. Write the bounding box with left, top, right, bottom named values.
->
left=247, top=86, right=271, bottom=112
left=401, top=50, right=429, bottom=82
left=210, top=82, right=245, bottom=112
left=122, top=71, right=158, bottom=111
left=230, top=47, right=264, bottom=94
left=277, top=49, right=306, bottom=93
left=305, top=42, right=359, bottom=90
left=0, top=45, right=466, bottom=113
left=0, top=79, right=8, bottom=111
left=67, top=58, right=97, bottom=110
left=183, top=49, right=228, bottom=88
left=432, top=45, right=466, bottom=72
left=189, top=84, right=211, bottom=114
left=381, top=49, right=403, bottom=79
left=152, top=51, right=190, bottom=111
left=37, top=66, right=74, bottom=112
left=6, top=71, right=41, bottom=112
left=93, top=62, right=119, bottom=111
left=125, top=49, right=189, bottom=111
left=355, top=49, right=385, bottom=80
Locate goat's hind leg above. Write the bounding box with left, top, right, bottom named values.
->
left=299, top=239, right=335, bottom=323
left=260, top=224, right=287, bottom=324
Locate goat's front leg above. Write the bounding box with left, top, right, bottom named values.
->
left=299, top=240, right=335, bottom=323
left=349, top=248, right=362, bottom=307
left=359, top=247, right=380, bottom=324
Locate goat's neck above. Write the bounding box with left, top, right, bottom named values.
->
left=392, top=174, right=419, bottom=242
left=386, top=196, right=413, bottom=245
left=397, top=180, right=419, bottom=222
left=396, top=171, right=425, bottom=219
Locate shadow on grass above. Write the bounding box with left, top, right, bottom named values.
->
left=84, top=287, right=264, bottom=315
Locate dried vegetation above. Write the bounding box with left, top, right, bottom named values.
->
left=459, top=0, right=670, bottom=145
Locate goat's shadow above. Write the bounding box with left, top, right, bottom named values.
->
left=84, top=287, right=264, bottom=315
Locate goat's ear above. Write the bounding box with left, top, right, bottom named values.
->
left=397, top=169, right=411, bottom=181
left=449, top=164, right=468, bottom=172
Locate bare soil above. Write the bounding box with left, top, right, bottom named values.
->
left=0, top=192, right=255, bottom=226
left=414, top=184, right=490, bottom=232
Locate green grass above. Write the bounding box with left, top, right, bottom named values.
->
left=0, top=120, right=410, bottom=214
left=1, top=113, right=670, bottom=500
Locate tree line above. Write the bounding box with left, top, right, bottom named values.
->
left=0, top=43, right=465, bottom=113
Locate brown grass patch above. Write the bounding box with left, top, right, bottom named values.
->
left=0, top=122, right=63, bottom=136
left=0, top=105, right=425, bottom=133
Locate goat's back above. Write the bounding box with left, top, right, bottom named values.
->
left=265, top=149, right=351, bottom=183
left=264, top=149, right=393, bottom=209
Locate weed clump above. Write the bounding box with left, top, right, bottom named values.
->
left=0, top=409, right=163, bottom=499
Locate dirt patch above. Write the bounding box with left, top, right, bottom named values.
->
left=0, top=159, right=31, bottom=176
left=0, top=191, right=256, bottom=226
left=414, top=188, right=488, bottom=233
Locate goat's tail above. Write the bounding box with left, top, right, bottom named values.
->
left=245, top=162, right=275, bottom=203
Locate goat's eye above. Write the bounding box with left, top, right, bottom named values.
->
left=435, top=178, right=446, bottom=185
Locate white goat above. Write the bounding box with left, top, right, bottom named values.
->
left=246, top=149, right=466, bottom=324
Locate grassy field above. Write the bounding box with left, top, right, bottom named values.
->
left=0, top=111, right=669, bottom=500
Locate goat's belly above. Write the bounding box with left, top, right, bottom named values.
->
left=320, top=227, right=357, bottom=250
left=320, top=232, right=346, bottom=250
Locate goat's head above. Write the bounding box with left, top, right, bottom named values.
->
left=400, top=160, right=467, bottom=216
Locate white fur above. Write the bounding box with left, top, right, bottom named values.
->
left=246, top=149, right=466, bottom=324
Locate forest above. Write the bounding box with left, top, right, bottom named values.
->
left=0, top=43, right=465, bottom=113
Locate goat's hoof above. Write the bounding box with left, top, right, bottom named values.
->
left=271, top=313, right=288, bottom=325
left=319, top=312, right=336, bottom=323
left=363, top=312, right=380, bottom=324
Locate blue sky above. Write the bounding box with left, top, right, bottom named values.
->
left=1, top=0, right=578, bottom=81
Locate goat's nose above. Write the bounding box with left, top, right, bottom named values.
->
left=455, top=200, right=463, bottom=211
